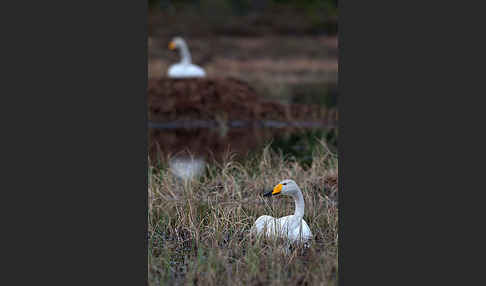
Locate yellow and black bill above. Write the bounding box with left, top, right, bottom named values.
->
left=263, top=184, right=283, bottom=197
left=168, top=41, right=176, bottom=50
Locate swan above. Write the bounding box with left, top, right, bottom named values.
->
left=252, top=179, right=313, bottom=244
left=167, top=37, right=206, bottom=78
left=169, top=157, right=205, bottom=181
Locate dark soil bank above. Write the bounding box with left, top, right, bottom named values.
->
left=148, top=77, right=337, bottom=123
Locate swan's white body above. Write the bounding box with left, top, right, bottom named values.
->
left=168, top=37, right=206, bottom=78
left=168, top=64, right=205, bottom=78
left=169, top=157, right=205, bottom=181
left=252, top=179, right=312, bottom=244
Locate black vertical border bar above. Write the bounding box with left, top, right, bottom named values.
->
left=5, top=0, right=150, bottom=284
left=337, top=0, right=345, bottom=285
left=337, top=0, right=343, bottom=283
left=143, top=0, right=149, bottom=282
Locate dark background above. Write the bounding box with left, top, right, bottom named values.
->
left=3, top=0, right=472, bottom=285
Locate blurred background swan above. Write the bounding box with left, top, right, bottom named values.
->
left=252, top=179, right=312, bottom=244
left=169, top=156, right=205, bottom=181
left=167, top=36, right=206, bottom=78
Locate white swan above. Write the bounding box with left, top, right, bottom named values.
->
left=252, top=179, right=312, bottom=244
left=169, top=157, right=205, bottom=181
left=167, top=37, right=206, bottom=78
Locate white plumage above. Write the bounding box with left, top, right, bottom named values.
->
left=169, top=157, right=205, bottom=181
left=167, top=37, right=206, bottom=78
left=252, top=179, right=313, bottom=244
left=168, top=64, right=206, bottom=78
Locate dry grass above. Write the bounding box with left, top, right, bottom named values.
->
left=148, top=142, right=338, bottom=285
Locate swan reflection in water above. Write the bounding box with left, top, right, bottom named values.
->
left=169, top=156, right=206, bottom=181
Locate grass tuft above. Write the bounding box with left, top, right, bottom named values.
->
left=148, top=141, right=338, bottom=285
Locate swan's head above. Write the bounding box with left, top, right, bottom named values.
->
left=168, top=37, right=186, bottom=51
left=263, top=179, right=299, bottom=197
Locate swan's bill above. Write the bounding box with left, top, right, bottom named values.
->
left=272, top=183, right=283, bottom=195
left=263, top=183, right=283, bottom=197
left=168, top=41, right=176, bottom=50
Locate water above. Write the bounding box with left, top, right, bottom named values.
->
left=148, top=81, right=338, bottom=166
left=148, top=120, right=334, bottom=129
left=148, top=121, right=337, bottom=165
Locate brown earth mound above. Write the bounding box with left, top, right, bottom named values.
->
left=148, top=77, right=337, bottom=123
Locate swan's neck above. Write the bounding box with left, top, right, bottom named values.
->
left=178, top=42, right=192, bottom=64
left=291, top=188, right=305, bottom=227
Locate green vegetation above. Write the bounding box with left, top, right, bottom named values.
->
left=270, top=128, right=338, bottom=167
left=148, top=141, right=338, bottom=285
